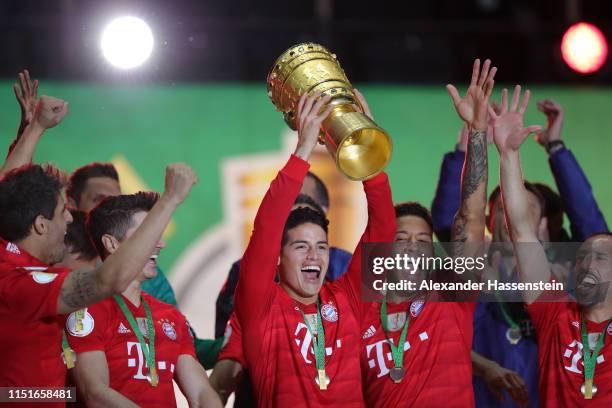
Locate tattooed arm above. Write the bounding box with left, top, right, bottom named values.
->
left=446, top=58, right=495, bottom=254
left=57, top=164, right=197, bottom=314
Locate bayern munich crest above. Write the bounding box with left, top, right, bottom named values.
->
left=162, top=321, right=177, bottom=341
left=321, top=303, right=338, bottom=322
left=410, top=300, right=425, bottom=317
left=607, top=322, right=612, bottom=337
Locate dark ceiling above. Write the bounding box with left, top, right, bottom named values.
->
left=1, top=0, right=611, bottom=84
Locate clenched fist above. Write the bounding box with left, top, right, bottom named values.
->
left=163, top=163, right=198, bottom=205
left=34, top=95, right=68, bottom=129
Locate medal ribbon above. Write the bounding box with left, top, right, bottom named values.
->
left=380, top=297, right=410, bottom=370
left=61, top=331, right=75, bottom=369
left=297, top=297, right=327, bottom=388
left=494, top=291, right=520, bottom=330
left=581, top=314, right=611, bottom=399
left=114, top=295, right=157, bottom=387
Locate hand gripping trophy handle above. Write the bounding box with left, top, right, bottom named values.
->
left=267, top=43, right=393, bottom=181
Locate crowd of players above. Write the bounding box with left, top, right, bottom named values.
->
left=0, top=59, right=610, bottom=407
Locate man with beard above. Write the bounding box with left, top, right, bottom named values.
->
left=0, top=160, right=196, bottom=397
left=359, top=58, right=494, bottom=407
left=431, top=89, right=607, bottom=406
left=493, top=83, right=612, bottom=406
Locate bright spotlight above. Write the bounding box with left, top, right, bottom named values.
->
left=561, top=22, right=608, bottom=74
left=101, top=16, right=154, bottom=69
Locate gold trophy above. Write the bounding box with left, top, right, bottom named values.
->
left=267, top=43, right=392, bottom=180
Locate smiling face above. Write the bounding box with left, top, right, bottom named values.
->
left=279, top=222, right=330, bottom=302
left=122, top=211, right=165, bottom=279
left=393, top=215, right=434, bottom=280
left=575, top=235, right=612, bottom=305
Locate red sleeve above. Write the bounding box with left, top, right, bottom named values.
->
left=234, top=155, right=309, bottom=336
left=340, top=172, right=396, bottom=311
left=64, top=302, right=109, bottom=354
left=177, top=312, right=197, bottom=358
left=218, top=313, right=246, bottom=367
left=0, top=266, right=69, bottom=321
left=526, top=294, right=570, bottom=340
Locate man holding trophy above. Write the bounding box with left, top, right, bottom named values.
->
left=233, top=44, right=395, bottom=406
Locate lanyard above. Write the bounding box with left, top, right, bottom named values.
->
left=297, top=297, right=328, bottom=390
left=61, top=331, right=75, bottom=369
left=494, top=291, right=519, bottom=330
left=380, top=297, right=410, bottom=381
left=114, top=295, right=158, bottom=387
left=62, top=309, right=85, bottom=369
left=581, top=314, right=611, bottom=399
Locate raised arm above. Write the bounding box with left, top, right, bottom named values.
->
left=431, top=128, right=465, bottom=242
left=234, top=93, right=333, bottom=325
left=343, top=90, right=396, bottom=302
left=535, top=99, right=608, bottom=240
left=446, top=58, right=496, bottom=249
left=1, top=94, right=68, bottom=177
left=491, top=86, right=549, bottom=303
left=57, top=164, right=196, bottom=314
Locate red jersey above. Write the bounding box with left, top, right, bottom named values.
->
left=218, top=312, right=247, bottom=367
left=360, top=300, right=475, bottom=407
left=234, top=155, right=395, bottom=407
left=0, top=239, right=70, bottom=397
left=527, top=299, right=612, bottom=407
left=65, top=291, right=196, bottom=407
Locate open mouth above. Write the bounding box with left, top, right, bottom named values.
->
left=148, top=254, right=158, bottom=265
left=301, top=265, right=321, bottom=282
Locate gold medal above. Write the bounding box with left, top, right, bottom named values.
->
left=315, top=369, right=330, bottom=390
left=148, top=366, right=159, bottom=387
left=389, top=367, right=406, bottom=383
left=581, top=379, right=597, bottom=399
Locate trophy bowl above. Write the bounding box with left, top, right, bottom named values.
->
left=267, top=43, right=392, bottom=181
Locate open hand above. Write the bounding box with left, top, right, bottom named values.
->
left=489, top=86, right=542, bottom=154
left=447, top=58, right=497, bottom=130
left=13, top=69, right=39, bottom=128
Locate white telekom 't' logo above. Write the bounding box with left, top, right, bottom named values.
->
left=366, top=331, right=429, bottom=378
left=294, top=323, right=342, bottom=364
left=126, top=342, right=174, bottom=380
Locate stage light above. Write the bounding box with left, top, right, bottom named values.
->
left=101, top=16, right=154, bottom=69
left=561, top=22, right=607, bottom=74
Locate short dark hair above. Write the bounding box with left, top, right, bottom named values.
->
left=532, top=183, right=564, bottom=218
left=281, top=207, right=329, bottom=247
left=0, top=164, right=64, bottom=242
left=65, top=209, right=98, bottom=261
left=487, top=182, right=545, bottom=225
left=67, top=163, right=119, bottom=206
left=87, top=192, right=158, bottom=258
left=394, top=201, right=433, bottom=232
left=294, top=193, right=325, bottom=214
left=306, top=172, right=330, bottom=209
